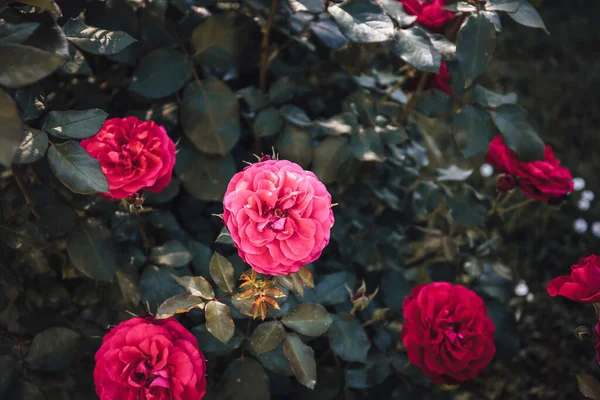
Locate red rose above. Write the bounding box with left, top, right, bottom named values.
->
left=485, top=136, right=573, bottom=202
left=94, top=317, right=206, bottom=400
left=405, top=62, right=452, bottom=95
left=547, top=255, right=600, bottom=303
left=402, top=282, right=496, bottom=384
left=223, top=159, right=334, bottom=275
left=81, top=116, right=176, bottom=199
left=400, top=0, right=453, bottom=32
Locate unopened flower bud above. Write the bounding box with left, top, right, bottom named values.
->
left=496, top=174, right=516, bottom=192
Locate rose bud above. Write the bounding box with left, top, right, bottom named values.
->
left=496, top=174, right=516, bottom=192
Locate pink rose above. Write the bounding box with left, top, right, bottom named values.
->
left=223, top=158, right=334, bottom=275
left=94, top=317, right=206, bottom=400
left=400, top=0, right=454, bottom=33
left=81, top=116, right=176, bottom=199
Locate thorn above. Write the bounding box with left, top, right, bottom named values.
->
left=331, top=203, right=339, bottom=207
left=242, top=160, right=253, bottom=165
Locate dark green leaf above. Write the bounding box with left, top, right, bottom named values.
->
left=277, top=125, right=313, bottom=168
left=60, top=43, right=93, bottom=76
left=250, top=321, right=286, bottom=354
left=140, top=266, right=187, bottom=312
left=381, top=268, right=410, bottom=314
left=269, top=76, right=297, bottom=105
left=483, top=10, right=503, bottom=32
left=175, top=140, right=237, bottom=201
left=446, top=60, right=468, bottom=94
left=328, top=0, right=395, bottom=43
left=328, top=313, right=370, bottom=363
left=282, top=303, right=333, bottom=337
left=66, top=218, right=117, bottom=281
left=0, top=355, right=17, bottom=397
left=47, top=140, right=109, bottom=194
left=507, top=0, right=548, bottom=34
left=156, top=294, right=204, bottom=319
left=436, top=165, right=473, bottom=182
left=447, top=189, right=487, bottom=226
left=13, top=129, right=48, bottom=165
left=473, top=85, right=518, bottom=108
left=171, top=274, right=215, bottom=299
left=0, top=89, right=22, bottom=167
left=351, top=128, right=385, bottom=162
left=312, top=136, right=350, bottom=184
left=288, top=0, right=326, bottom=14
left=577, top=375, right=600, bottom=400
left=490, top=104, right=545, bottom=161
left=191, top=325, right=244, bottom=357
left=415, top=89, right=452, bottom=117
left=217, top=358, right=271, bottom=400
left=254, top=108, right=284, bottom=138
left=315, top=272, right=356, bottom=305
left=485, top=0, right=520, bottom=12
left=283, top=333, right=317, bottom=389
left=456, top=13, right=496, bottom=84
left=14, top=84, right=46, bottom=121
left=210, top=252, right=235, bottom=293
left=485, top=300, right=519, bottom=360
left=0, top=22, right=40, bottom=44
left=130, top=48, right=192, bottom=99
left=427, top=33, right=457, bottom=61
left=345, top=354, right=391, bottom=389
left=181, top=78, right=240, bottom=156
left=395, top=26, right=441, bottom=73
left=42, top=109, right=108, bottom=139
left=310, top=18, right=349, bottom=49
left=256, top=345, right=294, bottom=376
left=6, top=382, right=46, bottom=400
left=280, top=105, right=312, bottom=127
left=442, top=1, right=477, bottom=11
left=16, top=0, right=62, bottom=17
left=0, top=44, right=64, bottom=88
left=25, top=327, right=80, bottom=371
left=378, top=0, right=417, bottom=26
left=205, top=300, right=235, bottom=344
left=62, top=18, right=136, bottom=55
left=452, top=104, right=493, bottom=158
left=150, top=240, right=194, bottom=267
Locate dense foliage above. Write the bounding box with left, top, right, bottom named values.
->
left=0, top=0, right=591, bottom=399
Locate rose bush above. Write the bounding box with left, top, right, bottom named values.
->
left=94, top=317, right=206, bottom=400
left=547, top=255, right=600, bottom=303
left=400, top=0, right=453, bottom=32
left=81, top=117, right=176, bottom=199
left=223, top=158, right=334, bottom=275
left=402, top=282, right=496, bottom=384
left=485, top=136, right=573, bottom=202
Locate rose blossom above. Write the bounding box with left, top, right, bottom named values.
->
left=547, top=255, right=600, bottom=303
left=223, top=158, right=334, bottom=275
left=402, top=282, right=496, bottom=384
left=81, top=116, right=176, bottom=199
left=400, top=0, right=453, bottom=32
left=94, top=317, right=206, bottom=400
left=485, top=135, right=573, bottom=202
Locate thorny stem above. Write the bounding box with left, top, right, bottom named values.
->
left=378, top=77, right=407, bottom=105
left=11, top=165, right=39, bottom=218
left=501, top=198, right=535, bottom=214
left=259, top=0, right=279, bottom=93
left=397, top=72, right=429, bottom=124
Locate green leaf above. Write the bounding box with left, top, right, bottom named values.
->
left=254, top=108, right=284, bottom=138
left=140, top=266, right=187, bottom=312
left=171, top=274, right=215, bottom=299
left=328, top=313, right=370, bottom=363
left=507, top=0, right=548, bottom=34
left=16, top=0, right=62, bottom=17
left=351, top=128, right=385, bottom=162
left=205, top=300, right=235, bottom=344
left=60, top=43, right=93, bottom=76
left=25, top=327, right=80, bottom=371
left=0, top=22, right=40, bottom=44
left=415, top=89, right=452, bottom=117
left=447, top=188, right=487, bottom=226
left=395, top=26, right=441, bottom=73
left=378, top=0, right=417, bottom=26
left=456, top=13, right=496, bottom=84
left=345, top=354, right=391, bottom=389
left=312, top=136, right=350, bottom=185
left=0, top=44, right=64, bottom=88
left=282, top=303, right=333, bottom=337
left=315, top=272, right=356, bottom=305
left=62, top=18, right=136, bottom=55
left=280, top=105, right=312, bottom=127
left=577, top=374, right=600, bottom=400
left=442, top=1, right=477, bottom=11
left=217, top=358, right=271, bottom=399
left=175, top=140, right=237, bottom=201
left=490, top=104, right=545, bottom=161
left=436, top=165, right=473, bottom=182
left=14, top=84, right=46, bottom=121
left=210, top=252, right=235, bottom=293
left=427, top=33, right=457, bottom=61
left=181, top=78, right=241, bottom=155
left=250, top=321, right=287, bottom=354
left=150, top=240, right=194, bottom=267
left=283, top=334, right=317, bottom=389
left=13, top=129, right=49, bottom=165
left=47, top=141, right=109, bottom=194
left=328, top=0, right=395, bottom=43
left=0, top=89, right=22, bottom=167
left=191, top=325, right=244, bottom=357
left=485, top=0, right=520, bottom=12
left=288, top=0, right=326, bottom=13
left=156, top=294, right=204, bottom=319
left=42, top=109, right=108, bottom=139
left=276, top=125, right=313, bottom=168
left=483, top=10, right=503, bottom=32
left=66, top=218, right=117, bottom=281
left=130, top=48, right=192, bottom=99
left=473, top=85, right=518, bottom=108
left=452, top=104, right=494, bottom=158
